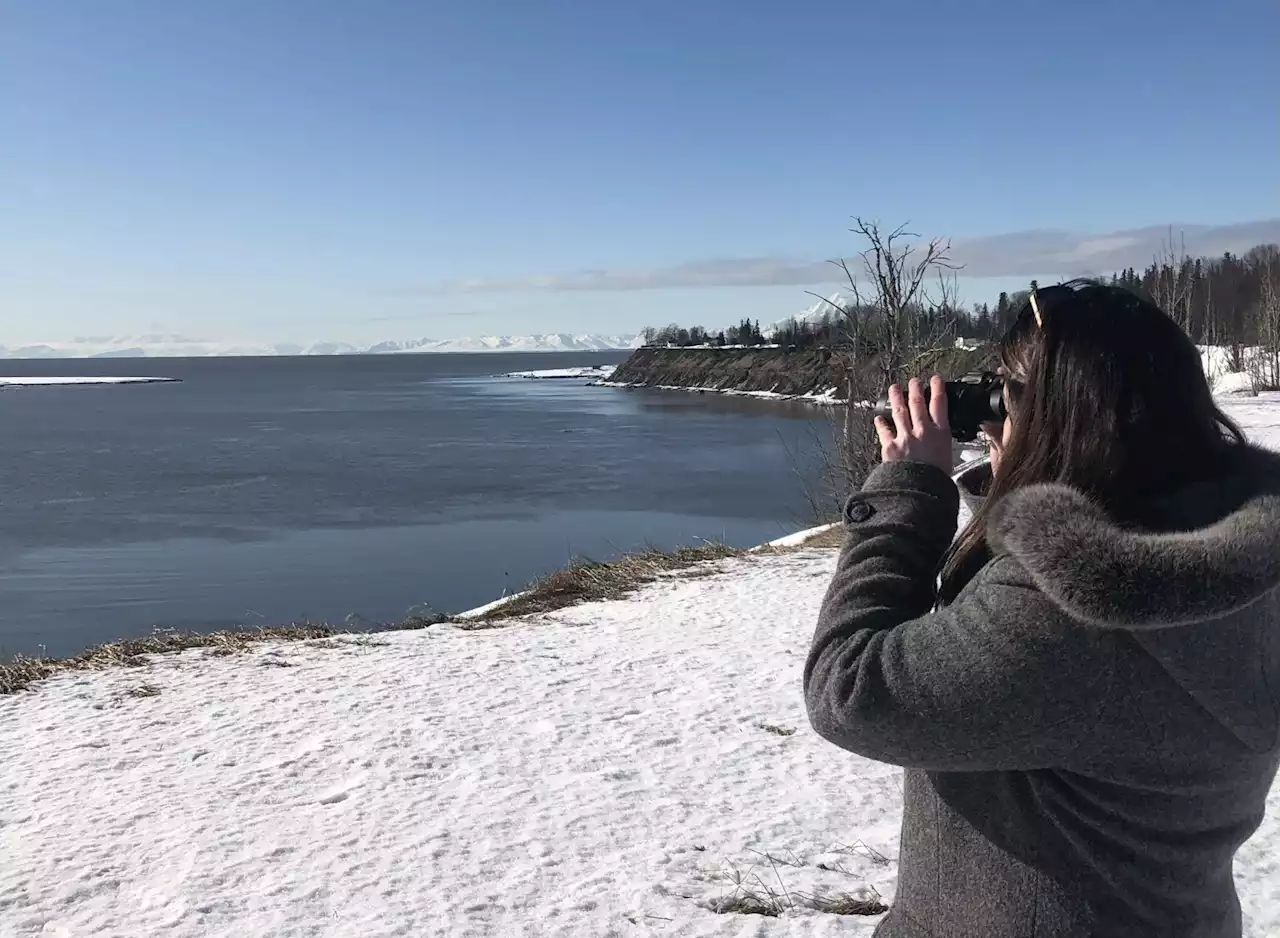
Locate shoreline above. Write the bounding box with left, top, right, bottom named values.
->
left=0, top=522, right=845, bottom=695
left=593, top=378, right=849, bottom=405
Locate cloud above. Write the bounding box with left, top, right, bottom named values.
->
left=426, top=257, right=836, bottom=294
left=415, top=219, right=1280, bottom=295
left=365, top=308, right=485, bottom=323
left=949, top=219, right=1280, bottom=278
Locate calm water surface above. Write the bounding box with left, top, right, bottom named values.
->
left=0, top=354, right=834, bottom=657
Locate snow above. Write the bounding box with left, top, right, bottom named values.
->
left=1200, top=346, right=1263, bottom=396
left=595, top=380, right=848, bottom=406
left=1, top=550, right=904, bottom=938
left=765, top=292, right=855, bottom=337
left=452, top=592, right=527, bottom=620
left=755, top=523, right=840, bottom=550
left=503, top=365, right=617, bottom=380
left=384, top=334, right=642, bottom=355
left=0, top=376, right=180, bottom=387
left=3, top=396, right=1280, bottom=937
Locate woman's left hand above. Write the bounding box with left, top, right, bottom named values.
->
left=874, top=376, right=953, bottom=472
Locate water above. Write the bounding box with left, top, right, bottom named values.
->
left=0, top=353, right=834, bottom=657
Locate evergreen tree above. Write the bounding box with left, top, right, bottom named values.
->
left=995, top=292, right=1013, bottom=333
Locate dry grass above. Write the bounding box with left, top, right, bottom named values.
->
left=460, top=543, right=741, bottom=627
left=755, top=722, right=797, bottom=737
left=711, top=894, right=783, bottom=917
left=836, top=839, right=892, bottom=867
left=808, top=889, right=889, bottom=915
left=708, top=852, right=889, bottom=920
left=0, top=625, right=336, bottom=695
left=748, top=524, right=845, bottom=555
left=796, top=525, right=845, bottom=550
left=0, top=531, right=831, bottom=695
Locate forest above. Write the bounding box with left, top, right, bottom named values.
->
left=641, top=240, right=1280, bottom=370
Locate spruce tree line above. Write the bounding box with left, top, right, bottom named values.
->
left=640, top=241, right=1280, bottom=354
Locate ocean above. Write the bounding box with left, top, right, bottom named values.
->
left=0, top=353, right=834, bottom=658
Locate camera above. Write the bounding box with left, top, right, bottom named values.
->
left=873, top=370, right=1007, bottom=442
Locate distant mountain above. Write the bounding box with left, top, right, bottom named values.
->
left=370, top=333, right=643, bottom=354
left=0, top=332, right=643, bottom=359
left=766, top=291, right=855, bottom=335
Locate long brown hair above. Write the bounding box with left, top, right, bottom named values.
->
left=938, top=279, right=1246, bottom=603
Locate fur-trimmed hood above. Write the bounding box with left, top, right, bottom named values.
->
left=972, top=445, right=1280, bottom=630
left=955, top=444, right=1280, bottom=752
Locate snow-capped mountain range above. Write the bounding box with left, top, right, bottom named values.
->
left=0, top=294, right=854, bottom=359
left=767, top=291, right=855, bottom=334
left=0, top=332, right=644, bottom=359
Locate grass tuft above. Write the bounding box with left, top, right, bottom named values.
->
left=801, top=887, right=889, bottom=916
left=834, top=839, right=892, bottom=866
left=0, top=625, right=336, bottom=695
left=460, top=542, right=741, bottom=626
left=708, top=851, right=889, bottom=920
left=711, top=894, right=783, bottom=917
left=126, top=683, right=162, bottom=698
left=755, top=722, right=797, bottom=737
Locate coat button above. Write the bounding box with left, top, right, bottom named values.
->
left=846, top=499, right=874, bottom=523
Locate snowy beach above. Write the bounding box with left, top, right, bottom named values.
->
left=3, top=393, right=1280, bottom=937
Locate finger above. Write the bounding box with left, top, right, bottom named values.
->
left=929, top=375, right=949, bottom=428
left=874, top=415, right=895, bottom=449
left=887, top=384, right=909, bottom=438
left=907, top=378, right=930, bottom=431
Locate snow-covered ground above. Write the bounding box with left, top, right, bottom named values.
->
left=504, top=365, right=617, bottom=380
left=3, top=397, right=1279, bottom=937
left=757, top=523, right=840, bottom=550
left=0, top=376, right=180, bottom=387
left=1201, top=345, right=1267, bottom=396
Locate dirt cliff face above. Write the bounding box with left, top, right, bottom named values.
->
left=609, top=347, right=847, bottom=396
left=608, top=345, right=996, bottom=399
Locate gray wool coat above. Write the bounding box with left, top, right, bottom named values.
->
left=805, top=444, right=1280, bottom=938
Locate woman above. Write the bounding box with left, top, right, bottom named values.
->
left=805, top=280, right=1280, bottom=937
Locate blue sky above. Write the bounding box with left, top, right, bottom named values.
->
left=3, top=0, right=1278, bottom=346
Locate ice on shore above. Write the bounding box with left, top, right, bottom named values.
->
left=504, top=365, right=617, bottom=380
left=0, top=376, right=180, bottom=387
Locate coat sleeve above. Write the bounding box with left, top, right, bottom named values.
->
left=803, top=460, right=1116, bottom=772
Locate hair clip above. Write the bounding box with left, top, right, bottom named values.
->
left=1029, top=291, right=1044, bottom=329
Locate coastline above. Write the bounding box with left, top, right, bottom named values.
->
left=593, top=378, right=848, bottom=405
left=1, top=521, right=847, bottom=695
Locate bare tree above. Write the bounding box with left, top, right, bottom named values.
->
left=816, top=219, right=962, bottom=386
left=1248, top=245, right=1280, bottom=392
left=1148, top=228, right=1196, bottom=333
left=798, top=219, right=967, bottom=506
